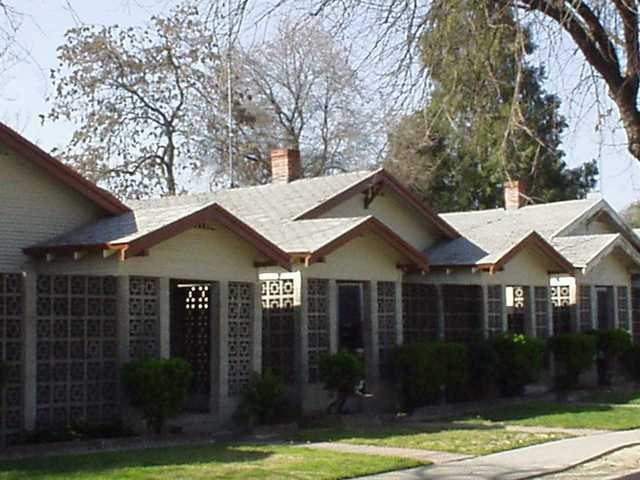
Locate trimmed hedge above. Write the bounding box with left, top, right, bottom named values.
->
left=393, top=342, right=468, bottom=410
left=234, top=370, right=285, bottom=425
left=493, top=334, right=545, bottom=397
left=122, top=357, right=193, bottom=433
left=547, top=333, right=597, bottom=391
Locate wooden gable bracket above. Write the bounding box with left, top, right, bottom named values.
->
left=364, top=182, right=384, bottom=209
left=396, top=263, right=423, bottom=273
left=254, top=260, right=279, bottom=268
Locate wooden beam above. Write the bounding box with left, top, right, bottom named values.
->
left=364, top=182, right=384, bottom=209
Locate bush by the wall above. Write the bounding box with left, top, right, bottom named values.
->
left=121, top=357, right=193, bottom=433
left=465, top=341, right=497, bottom=399
left=393, top=342, right=469, bottom=410
left=319, top=350, right=365, bottom=414
left=547, top=333, right=597, bottom=391
left=623, top=345, right=640, bottom=382
left=493, top=334, right=545, bottom=397
left=588, top=329, right=633, bottom=385
left=234, top=370, right=285, bottom=425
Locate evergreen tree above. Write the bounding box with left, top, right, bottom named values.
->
left=386, top=0, right=597, bottom=212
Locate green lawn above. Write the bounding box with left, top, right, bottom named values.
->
left=463, top=402, right=640, bottom=430
left=0, top=443, right=422, bottom=480
left=295, top=425, right=568, bottom=456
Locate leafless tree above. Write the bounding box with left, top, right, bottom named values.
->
left=48, top=5, right=226, bottom=198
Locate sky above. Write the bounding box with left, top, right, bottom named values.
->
left=2, top=0, right=640, bottom=211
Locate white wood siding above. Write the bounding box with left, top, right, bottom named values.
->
left=0, top=147, right=105, bottom=271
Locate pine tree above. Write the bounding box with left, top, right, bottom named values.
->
left=386, top=0, right=597, bottom=212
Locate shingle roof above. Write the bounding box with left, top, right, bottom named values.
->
left=550, top=234, right=619, bottom=268
left=31, top=170, right=379, bottom=253
left=428, top=197, right=602, bottom=267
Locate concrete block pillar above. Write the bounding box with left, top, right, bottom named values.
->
left=23, top=270, right=37, bottom=431
left=395, top=281, right=403, bottom=346
left=158, top=277, right=170, bottom=359
left=481, top=284, right=489, bottom=339
left=116, top=276, right=130, bottom=367
left=365, top=281, right=379, bottom=386
left=251, top=282, right=262, bottom=374
left=329, top=280, right=338, bottom=354
left=613, top=286, right=620, bottom=329
left=297, top=275, right=308, bottom=387
left=547, top=287, right=555, bottom=336
left=628, top=284, right=634, bottom=336
left=214, top=281, right=231, bottom=418
left=435, top=284, right=445, bottom=341
left=527, top=286, right=536, bottom=337
left=501, top=285, right=509, bottom=333
left=590, top=285, right=598, bottom=329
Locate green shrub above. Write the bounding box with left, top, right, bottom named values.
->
left=25, top=419, right=135, bottom=444
left=493, top=334, right=545, bottom=397
left=466, top=341, right=497, bottom=399
left=234, top=370, right=285, bottom=425
left=547, top=333, right=597, bottom=391
left=393, top=342, right=469, bottom=410
left=623, top=345, right=640, bottom=382
left=319, top=351, right=365, bottom=414
left=589, top=329, right=632, bottom=358
left=121, top=357, right=193, bottom=433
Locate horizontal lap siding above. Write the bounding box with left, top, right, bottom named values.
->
left=0, top=148, right=104, bottom=271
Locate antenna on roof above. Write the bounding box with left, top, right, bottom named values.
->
left=226, top=0, right=234, bottom=189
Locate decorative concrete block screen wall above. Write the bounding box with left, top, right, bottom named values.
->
left=633, top=287, right=640, bottom=344
left=442, top=285, right=483, bottom=342
left=129, top=277, right=160, bottom=359
left=36, top=275, right=118, bottom=428
left=487, top=285, right=503, bottom=337
left=579, top=286, right=593, bottom=332
left=307, top=279, right=329, bottom=383
left=534, top=287, right=549, bottom=338
left=618, top=286, right=630, bottom=331
left=377, top=281, right=396, bottom=378
left=0, top=273, right=23, bottom=446
left=402, top=283, right=438, bottom=342
left=228, top=282, right=254, bottom=395
left=261, top=278, right=295, bottom=383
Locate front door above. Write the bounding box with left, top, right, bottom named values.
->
left=170, top=280, right=212, bottom=413
left=338, top=282, right=364, bottom=353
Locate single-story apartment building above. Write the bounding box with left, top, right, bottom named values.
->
left=1, top=123, right=639, bottom=445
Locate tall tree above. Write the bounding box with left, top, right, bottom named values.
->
left=253, top=0, right=640, bottom=168
left=219, top=19, right=382, bottom=186
left=385, top=0, right=597, bottom=211
left=49, top=5, right=224, bottom=198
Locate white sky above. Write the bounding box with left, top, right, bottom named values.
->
left=2, top=0, right=640, bottom=211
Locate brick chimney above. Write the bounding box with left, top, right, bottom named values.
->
left=270, top=148, right=301, bottom=183
left=504, top=180, right=526, bottom=210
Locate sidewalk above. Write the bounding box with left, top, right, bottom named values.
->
left=357, top=429, right=640, bottom=480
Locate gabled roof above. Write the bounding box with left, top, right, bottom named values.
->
left=24, top=202, right=291, bottom=268
left=0, top=122, right=130, bottom=215
left=292, top=169, right=460, bottom=239
left=552, top=234, right=640, bottom=272
left=428, top=230, right=574, bottom=273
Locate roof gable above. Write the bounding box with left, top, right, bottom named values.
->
left=0, top=122, right=129, bottom=215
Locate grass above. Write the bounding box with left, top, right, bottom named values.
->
left=0, top=443, right=422, bottom=480
left=295, top=425, right=568, bottom=456
left=462, top=402, right=640, bottom=431
left=577, top=389, right=640, bottom=405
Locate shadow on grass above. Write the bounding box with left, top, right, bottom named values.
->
left=463, top=402, right=616, bottom=423
left=0, top=444, right=271, bottom=480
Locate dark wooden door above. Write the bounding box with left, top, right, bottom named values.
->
left=170, top=281, right=212, bottom=412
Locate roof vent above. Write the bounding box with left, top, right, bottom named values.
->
left=504, top=180, right=526, bottom=210
left=270, top=149, right=301, bottom=183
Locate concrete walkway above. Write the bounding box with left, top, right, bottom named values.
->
left=301, top=442, right=471, bottom=464
left=357, top=429, right=640, bottom=480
